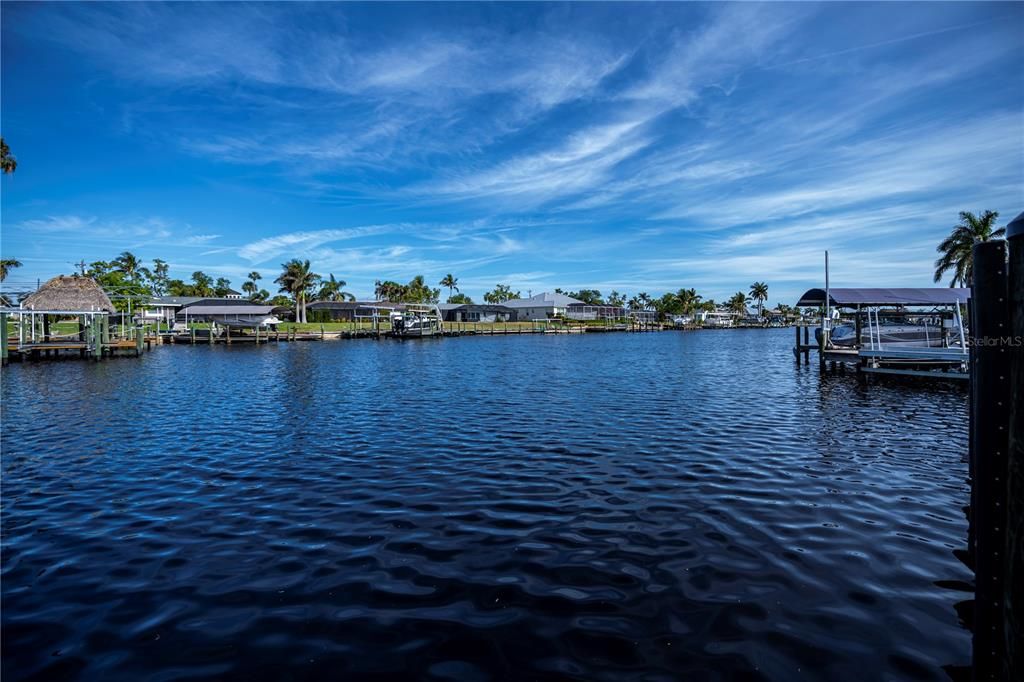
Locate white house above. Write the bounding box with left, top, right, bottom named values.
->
left=502, top=292, right=583, bottom=321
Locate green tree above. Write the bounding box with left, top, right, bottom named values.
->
left=933, top=210, right=1005, bottom=287
left=148, top=259, right=170, bottom=296
left=675, top=288, right=702, bottom=314
left=166, top=279, right=190, bottom=296
left=403, top=275, right=440, bottom=303
left=607, top=290, right=626, bottom=307
left=727, top=291, right=749, bottom=315
left=0, top=137, right=16, bottom=174
left=568, top=289, right=602, bottom=305
left=0, top=258, right=22, bottom=282
left=440, top=274, right=459, bottom=302
left=448, top=292, right=473, bottom=304
left=748, top=282, right=769, bottom=318
left=214, top=277, right=233, bottom=297
left=114, top=251, right=147, bottom=283
left=317, top=274, right=355, bottom=302
left=191, top=271, right=214, bottom=297
left=374, top=279, right=405, bottom=302
left=483, top=284, right=520, bottom=304
left=242, top=271, right=262, bottom=299
left=275, top=259, right=320, bottom=323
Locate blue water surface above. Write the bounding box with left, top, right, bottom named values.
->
left=1, top=329, right=971, bottom=680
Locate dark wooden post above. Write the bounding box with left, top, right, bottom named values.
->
left=970, top=239, right=1012, bottom=681
left=1, top=313, right=8, bottom=367
left=1003, top=211, right=1024, bottom=680
left=226, top=325, right=231, bottom=346
left=135, top=327, right=144, bottom=356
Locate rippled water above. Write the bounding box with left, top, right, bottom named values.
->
left=2, top=329, right=971, bottom=680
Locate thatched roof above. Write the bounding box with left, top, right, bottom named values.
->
left=21, top=275, right=115, bottom=312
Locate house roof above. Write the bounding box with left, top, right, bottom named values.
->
left=503, top=292, right=582, bottom=307
left=21, top=276, right=115, bottom=312
left=444, top=304, right=514, bottom=312
left=796, top=287, right=971, bottom=307
left=176, top=305, right=285, bottom=316
left=151, top=296, right=253, bottom=307
left=566, top=302, right=625, bottom=309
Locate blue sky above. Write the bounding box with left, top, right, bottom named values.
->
left=1, top=1, right=1021, bottom=304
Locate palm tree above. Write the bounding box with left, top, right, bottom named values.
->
left=0, top=137, right=16, bottom=174
left=638, top=292, right=652, bottom=310
left=628, top=295, right=641, bottom=310
left=0, top=258, right=22, bottom=282
left=727, top=291, right=748, bottom=315
left=748, top=282, right=769, bottom=318
left=934, top=210, right=1005, bottom=287
left=242, top=271, right=261, bottom=300
left=114, top=251, right=145, bottom=282
left=676, top=288, right=702, bottom=313
left=439, top=274, right=459, bottom=302
left=317, top=273, right=355, bottom=302
left=275, top=259, right=320, bottom=323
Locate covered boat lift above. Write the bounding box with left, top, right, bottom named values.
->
left=793, top=286, right=970, bottom=380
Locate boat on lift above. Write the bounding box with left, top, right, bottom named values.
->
left=827, top=312, right=965, bottom=349
left=388, top=304, right=444, bottom=338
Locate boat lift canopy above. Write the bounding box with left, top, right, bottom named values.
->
left=795, top=287, right=971, bottom=308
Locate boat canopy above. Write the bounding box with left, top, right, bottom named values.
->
left=795, top=287, right=971, bottom=307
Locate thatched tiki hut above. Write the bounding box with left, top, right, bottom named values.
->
left=19, top=275, right=114, bottom=343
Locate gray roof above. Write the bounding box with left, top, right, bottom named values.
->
left=796, top=287, right=971, bottom=307
left=177, top=305, right=283, bottom=316
left=503, top=292, right=582, bottom=308
left=444, top=303, right=514, bottom=312
left=151, top=296, right=252, bottom=307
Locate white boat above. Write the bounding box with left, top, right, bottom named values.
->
left=828, top=316, right=963, bottom=349
left=388, top=305, right=443, bottom=338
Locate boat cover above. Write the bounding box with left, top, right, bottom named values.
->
left=795, top=287, right=971, bottom=307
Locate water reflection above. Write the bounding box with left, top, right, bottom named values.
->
left=1, top=329, right=970, bottom=680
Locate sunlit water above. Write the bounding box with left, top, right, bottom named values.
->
left=1, top=329, right=971, bottom=680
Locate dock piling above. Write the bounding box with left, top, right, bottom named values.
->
left=970, top=238, right=1013, bottom=681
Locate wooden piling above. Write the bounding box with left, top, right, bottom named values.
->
left=1, top=313, right=8, bottom=367
left=226, top=325, right=231, bottom=345
left=970, top=239, right=1012, bottom=681
left=91, top=319, right=102, bottom=361
left=135, top=327, right=144, bottom=356
left=1003, top=211, right=1024, bottom=681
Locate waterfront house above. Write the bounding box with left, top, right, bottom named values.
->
left=502, top=292, right=582, bottom=321
left=144, top=296, right=256, bottom=325
left=565, top=303, right=627, bottom=321
left=439, top=304, right=516, bottom=323
left=306, top=300, right=402, bottom=322
left=629, top=309, right=659, bottom=324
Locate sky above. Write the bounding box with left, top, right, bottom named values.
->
left=1, top=1, right=1022, bottom=305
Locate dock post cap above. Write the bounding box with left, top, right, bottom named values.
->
left=1006, top=210, right=1024, bottom=240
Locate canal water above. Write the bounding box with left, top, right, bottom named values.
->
left=1, top=329, right=971, bottom=680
